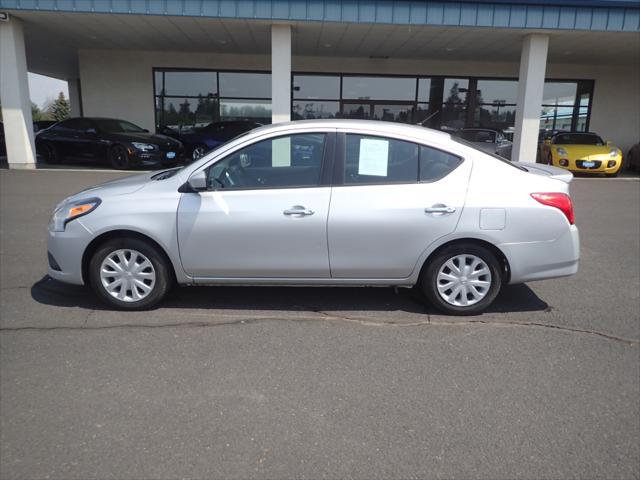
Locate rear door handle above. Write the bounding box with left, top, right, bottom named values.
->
left=283, top=206, right=315, bottom=216
left=425, top=205, right=456, bottom=215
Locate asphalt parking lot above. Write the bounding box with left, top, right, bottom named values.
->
left=1, top=169, right=638, bottom=479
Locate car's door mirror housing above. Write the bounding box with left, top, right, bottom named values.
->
left=180, top=170, right=208, bottom=193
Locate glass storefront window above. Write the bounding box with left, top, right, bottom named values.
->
left=293, top=75, right=340, bottom=100
left=417, top=79, right=432, bottom=103
left=164, top=71, right=217, bottom=97
left=372, top=104, right=413, bottom=123
left=543, top=82, right=577, bottom=105
left=220, top=99, right=271, bottom=123
left=443, top=79, right=469, bottom=103
left=342, top=76, right=415, bottom=101
left=292, top=101, right=340, bottom=119
left=476, top=80, right=518, bottom=105
left=475, top=104, right=517, bottom=130
left=219, top=72, right=271, bottom=98
left=159, top=97, right=216, bottom=131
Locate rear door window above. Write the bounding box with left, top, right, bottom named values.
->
left=419, top=146, right=463, bottom=182
left=344, top=134, right=419, bottom=185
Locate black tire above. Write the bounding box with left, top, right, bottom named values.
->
left=89, top=238, right=172, bottom=310
left=420, top=242, right=502, bottom=316
left=42, top=142, right=60, bottom=164
left=191, top=144, right=208, bottom=162
left=605, top=172, right=618, bottom=178
left=109, top=144, right=131, bottom=170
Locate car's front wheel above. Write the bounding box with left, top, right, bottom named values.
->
left=110, top=144, right=131, bottom=170
left=42, top=142, right=60, bottom=164
left=89, top=238, right=171, bottom=310
left=421, top=243, right=502, bottom=316
left=191, top=144, right=208, bottom=162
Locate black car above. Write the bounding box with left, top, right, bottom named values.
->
left=160, top=120, right=262, bottom=162
left=33, top=120, right=58, bottom=133
left=36, top=117, right=185, bottom=169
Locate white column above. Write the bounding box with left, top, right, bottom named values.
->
left=0, top=15, right=36, bottom=168
left=68, top=78, right=82, bottom=117
left=513, top=34, right=549, bottom=164
left=271, top=24, right=291, bottom=124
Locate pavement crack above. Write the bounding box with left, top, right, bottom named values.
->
left=0, top=312, right=637, bottom=345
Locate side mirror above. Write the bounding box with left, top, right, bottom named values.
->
left=183, top=170, right=208, bottom=192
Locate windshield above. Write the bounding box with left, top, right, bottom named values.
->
left=554, top=133, right=604, bottom=145
left=452, top=136, right=527, bottom=171
left=95, top=119, right=146, bottom=133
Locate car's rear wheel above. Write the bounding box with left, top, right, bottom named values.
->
left=89, top=238, right=171, bottom=310
left=110, top=144, right=131, bottom=170
left=42, top=142, right=60, bottom=164
left=421, top=243, right=502, bottom=316
left=191, top=144, right=208, bottom=162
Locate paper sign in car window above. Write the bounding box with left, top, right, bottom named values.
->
left=272, top=137, right=291, bottom=167
left=358, top=138, right=389, bottom=176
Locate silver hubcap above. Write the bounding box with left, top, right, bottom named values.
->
left=100, top=249, right=156, bottom=302
left=436, top=254, right=492, bottom=307
left=193, top=146, right=206, bottom=160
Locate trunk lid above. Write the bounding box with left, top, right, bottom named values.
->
left=513, top=162, right=574, bottom=184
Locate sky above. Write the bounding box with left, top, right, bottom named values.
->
left=28, top=73, right=68, bottom=110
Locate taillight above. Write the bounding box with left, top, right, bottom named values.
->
left=531, top=192, right=575, bottom=225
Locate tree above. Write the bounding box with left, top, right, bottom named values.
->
left=31, top=102, right=48, bottom=121
left=47, top=92, right=70, bottom=121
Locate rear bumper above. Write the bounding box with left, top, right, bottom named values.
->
left=501, top=225, right=580, bottom=284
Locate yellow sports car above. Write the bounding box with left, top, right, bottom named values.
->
left=541, top=132, right=623, bottom=177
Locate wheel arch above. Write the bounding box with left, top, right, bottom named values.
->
left=417, top=237, right=511, bottom=285
left=81, top=229, right=177, bottom=286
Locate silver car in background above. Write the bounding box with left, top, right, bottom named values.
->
left=47, top=120, right=579, bottom=315
left=455, top=128, right=513, bottom=159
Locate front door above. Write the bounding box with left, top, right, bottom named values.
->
left=177, top=132, right=334, bottom=279
left=328, top=132, right=471, bottom=278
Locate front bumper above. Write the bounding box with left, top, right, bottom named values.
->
left=552, top=155, right=622, bottom=174
left=131, top=148, right=186, bottom=166
left=47, top=219, right=94, bottom=285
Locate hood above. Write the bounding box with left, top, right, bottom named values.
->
left=514, top=162, right=573, bottom=184
left=108, top=131, right=181, bottom=146
left=65, top=171, right=156, bottom=202
left=554, top=144, right=612, bottom=157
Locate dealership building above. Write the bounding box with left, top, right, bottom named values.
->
left=0, top=0, right=638, bottom=168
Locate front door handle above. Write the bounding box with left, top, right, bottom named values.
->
left=283, top=206, right=315, bottom=216
left=425, top=205, right=456, bottom=215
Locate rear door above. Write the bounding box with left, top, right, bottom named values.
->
left=177, top=130, right=335, bottom=278
left=328, top=132, right=471, bottom=278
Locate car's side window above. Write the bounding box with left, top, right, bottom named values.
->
left=206, top=133, right=327, bottom=190
left=344, top=134, right=419, bottom=185
left=419, top=145, right=463, bottom=182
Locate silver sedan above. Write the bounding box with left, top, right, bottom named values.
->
left=47, top=120, right=579, bottom=315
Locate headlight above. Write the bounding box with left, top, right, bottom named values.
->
left=132, top=142, right=156, bottom=152
left=49, top=198, right=101, bottom=232
left=556, top=147, right=568, bottom=156
left=610, top=148, right=619, bottom=157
